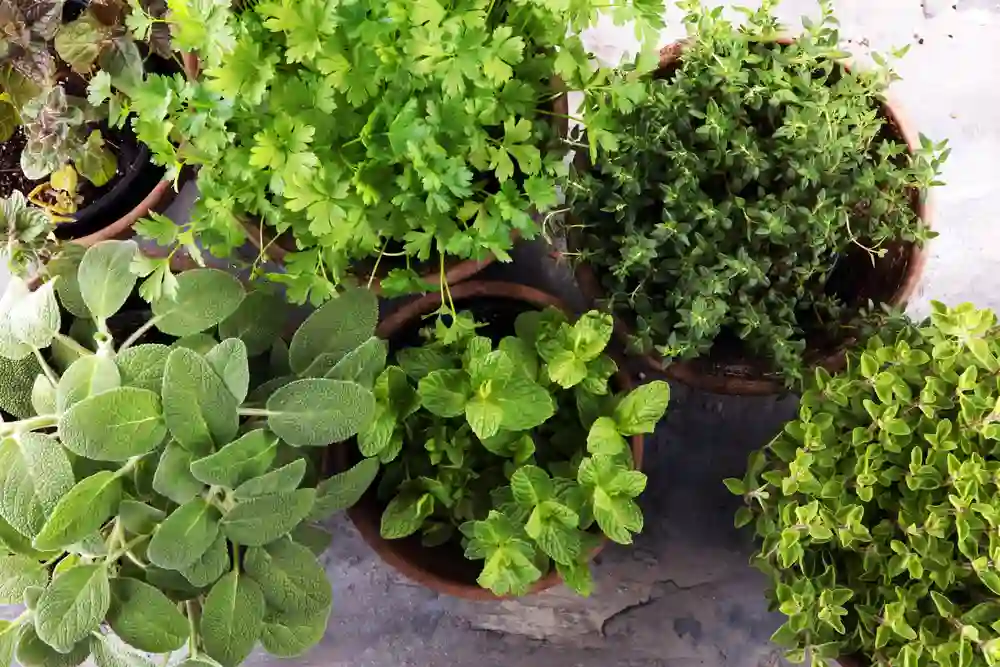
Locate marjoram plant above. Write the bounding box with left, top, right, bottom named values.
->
left=127, top=0, right=667, bottom=304
left=363, top=305, right=669, bottom=596
left=567, top=0, right=948, bottom=383
left=730, top=303, right=1000, bottom=667
left=0, top=240, right=388, bottom=667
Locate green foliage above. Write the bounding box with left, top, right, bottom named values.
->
left=368, top=305, right=669, bottom=596
left=0, top=192, right=55, bottom=277
left=568, top=0, right=947, bottom=383
left=0, top=240, right=387, bottom=667
left=129, top=0, right=667, bottom=304
left=733, top=302, right=1000, bottom=666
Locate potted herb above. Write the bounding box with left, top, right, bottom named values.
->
left=0, top=239, right=386, bottom=666
left=729, top=302, right=1000, bottom=666
left=567, top=0, right=947, bottom=393
left=128, top=0, right=667, bottom=304
left=0, top=0, right=196, bottom=275
left=342, top=281, right=669, bottom=599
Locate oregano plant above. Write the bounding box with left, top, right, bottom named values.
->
left=0, top=240, right=387, bottom=667
left=730, top=303, right=1000, bottom=667
left=566, top=0, right=948, bottom=383
left=362, top=305, right=669, bottom=596
left=126, top=0, right=667, bottom=304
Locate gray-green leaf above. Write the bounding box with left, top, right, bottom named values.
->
left=244, top=539, right=331, bottom=616
left=107, top=577, right=189, bottom=653
left=162, top=347, right=238, bottom=455
left=151, top=269, right=244, bottom=337
left=290, top=523, right=332, bottom=556
left=90, top=632, right=156, bottom=667
left=0, top=555, right=47, bottom=603
left=30, top=374, right=55, bottom=415
left=78, top=241, right=137, bottom=320
left=0, top=433, right=74, bottom=538
left=59, top=387, right=166, bottom=461
left=325, top=336, right=387, bottom=387
left=57, top=354, right=120, bottom=412
left=221, top=489, right=315, bottom=547
left=118, top=501, right=164, bottom=535
left=233, top=459, right=306, bottom=500
left=147, top=498, right=221, bottom=570
left=218, top=290, right=288, bottom=356
left=33, top=471, right=121, bottom=551
left=288, top=288, right=377, bottom=374
left=190, top=429, right=278, bottom=489
left=200, top=571, right=265, bottom=667
left=35, top=564, right=110, bottom=652
left=310, top=457, right=379, bottom=520
left=179, top=533, right=228, bottom=588
left=206, top=339, right=249, bottom=403
left=380, top=492, right=433, bottom=539
left=266, top=379, right=375, bottom=447
left=260, top=608, right=329, bottom=658
left=16, top=623, right=89, bottom=667
left=10, top=280, right=60, bottom=348
left=153, top=442, right=204, bottom=504
left=116, top=344, right=169, bottom=392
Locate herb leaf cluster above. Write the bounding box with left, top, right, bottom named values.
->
left=362, top=306, right=669, bottom=596
left=0, top=240, right=386, bottom=667
left=567, top=0, right=946, bottom=382
left=128, top=0, right=667, bottom=304
left=730, top=303, right=1000, bottom=666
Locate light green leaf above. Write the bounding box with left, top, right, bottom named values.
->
left=290, top=523, right=332, bottom=556
left=613, top=381, right=670, bottom=435
left=586, top=417, right=629, bottom=456
left=33, top=471, right=121, bottom=551
left=0, top=433, right=74, bottom=538
left=260, top=607, right=329, bottom=658
left=309, top=457, right=379, bottom=519
left=380, top=492, right=433, bottom=539
left=162, top=347, right=238, bottom=454
left=35, top=564, right=110, bottom=652
left=200, top=571, right=265, bottom=667
left=0, top=555, right=47, bottom=603
left=466, top=395, right=504, bottom=440
left=396, top=347, right=454, bottom=380
left=151, top=269, right=245, bottom=337
left=288, top=288, right=377, bottom=374
left=55, top=14, right=110, bottom=73
left=418, top=369, right=470, bottom=417
left=179, top=533, right=228, bottom=588
left=571, top=312, right=614, bottom=361
left=0, top=515, right=57, bottom=561
left=325, top=337, right=387, bottom=387
left=0, top=621, right=19, bottom=667
left=525, top=501, right=580, bottom=565
left=244, top=540, right=331, bottom=616
left=556, top=560, right=593, bottom=597
left=107, top=577, right=189, bottom=653
left=30, top=374, right=55, bottom=416
left=172, top=334, right=218, bottom=354
left=10, top=281, right=60, bottom=348
left=78, top=241, right=138, bottom=321
left=118, top=500, right=164, bottom=535
left=57, top=354, right=120, bottom=412
left=206, top=339, right=250, bottom=403
left=218, top=290, right=288, bottom=356
left=59, top=387, right=166, bottom=461
left=116, top=344, right=170, bottom=392
left=233, top=459, right=306, bottom=500
left=147, top=498, right=221, bottom=570
left=511, top=466, right=553, bottom=507
left=190, top=429, right=278, bottom=489
left=265, top=378, right=375, bottom=447
left=153, top=442, right=204, bottom=504
left=221, top=489, right=315, bottom=547
left=592, top=488, right=643, bottom=545
left=546, top=350, right=587, bottom=389
left=16, top=623, right=89, bottom=667
left=90, top=632, right=156, bottom=667
left=494, top=375, right=555, bottom=431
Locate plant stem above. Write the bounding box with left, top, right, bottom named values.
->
left=237, top=407, right=271, bottom=417
left=185, top=601, right=201, bottom=657
left=31, top=347, right=58, bottom=386
left=53, top=333, right=93, bottom=358
left=0, top=414, right=59, bottom=436
left=118, top=316, right=163, bottom=353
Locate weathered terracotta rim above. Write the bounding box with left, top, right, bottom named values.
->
left=345, top=280, right=644, bottom=600
left=572, top=38, right=930, bottom=395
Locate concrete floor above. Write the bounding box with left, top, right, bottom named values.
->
left=1, top=1, right=998, bottom=666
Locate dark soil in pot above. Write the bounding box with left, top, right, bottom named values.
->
left=337, top=280, right=644, bottom=600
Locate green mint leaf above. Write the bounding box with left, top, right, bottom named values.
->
left=396, top=348, right=455, bottom=380
left=418, top=369, right=470, bottom=417
left=78, top=241, right=138, bottom=321
left=0, top=433, right=74, bottom=538
left=59, top=387, right=167, bottom=461
left=0, top=555, right=47, bottom=604
left=525, top=500, right=581, bottom=565
left=266, top=379, right=375, bottom=447
left=57, top=355, right=121, bottom=413
left=607, top=469, right=646, bottom=497
left=380, top=492, right=434, bottom=539
left=107, top=578, right=189, bottom=653
left=587, top=416, right=629, bottom=456
left=151, top=269, right=245, bottom=337
left=205, top=339, right=250, bottom=403
left=35, top=564, right=110, bottom=652
left=244, top=540, right=331, bottom=616
left=465, top=395, right=504, bottom=440
left=115, top=344, right=170, bottom=393
left=153, top=442, right=205, bottom=505
left=613, top=381, right=670, bottom=435
left=493, top=375, right=555, bottom=431
left=510, top=466, right=554, bottom=508
left=33, top=471, right=120, bottom=551
left=571, top=312, right=614, bottom=361
left=556, top=560, right=594, bottom=597
left=162, top=347, right=238, bottom=455
left=179, top=533, right=229, bottom=588
left=233, top=459, right=307, bottom=500
left=288, top=288, right=378, bottom=374
left=309, top=457, right=379, bottom=519
left=221, top=489, right=315, bottom=547
left=218, top=291, right=289, bottom=357
left=546, top=350, right=588, bottom=388
left=200, top=571, right=265, bottom=667
left=190, top=429, right=279, bottom=489
left=592, top=488, right=643, bottom=545
left=147, top=498, right=221, bottom=570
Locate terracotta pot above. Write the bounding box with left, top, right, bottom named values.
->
left=571, top=39, right=929, bottom=395
left=340, top=280, right=645, bottom=600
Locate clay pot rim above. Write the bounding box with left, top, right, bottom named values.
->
left=572, top=37, right=929, bottom=396
left=346, top=280, right=644, bottom=601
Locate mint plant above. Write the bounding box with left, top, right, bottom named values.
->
left=127, top=0, right=667, bottom=304
left=567, top=0, right=947, bottom=384
left=363, top=306, right=669, bottom=596
left=730, top=302, right=1000, bottom=666
left=0, top=240, right=387, bottom=667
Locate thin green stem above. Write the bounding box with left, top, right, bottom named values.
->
left=185, top=601, right=200, bottom=657
left=32, top=347, right=58, bottom=386
left=237, top=407, right=271, bottom=417
left=118, top=316, right=163, bottom=353
left=367, top=243, right=388, bottom=290
left=0, top=414, right=59, bottom=436
left=53, top=333, right=93, bottom=358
